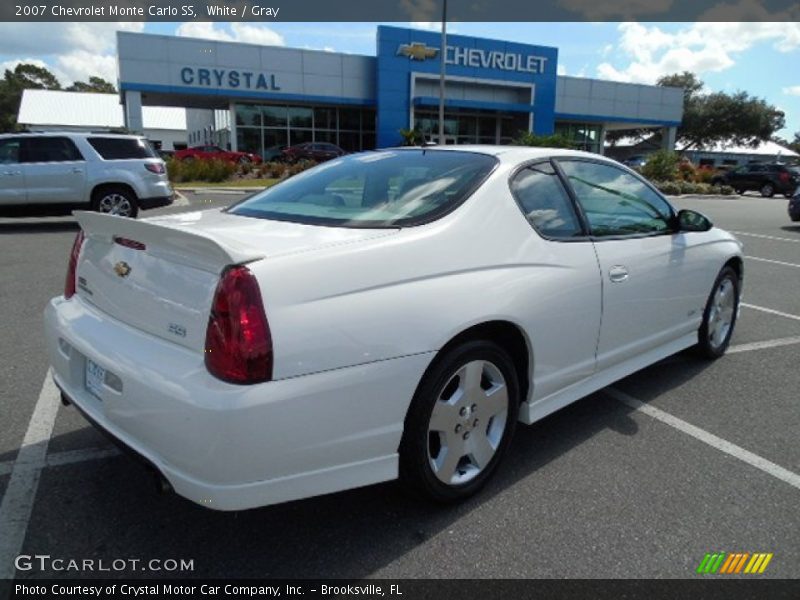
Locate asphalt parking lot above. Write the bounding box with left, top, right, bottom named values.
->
left=0, top=190, right=798, bottom=580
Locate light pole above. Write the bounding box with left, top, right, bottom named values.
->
left=438, top=0, right=447, bottom=145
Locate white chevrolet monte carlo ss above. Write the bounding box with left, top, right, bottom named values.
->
left=45, top=147, right=743, bottom=510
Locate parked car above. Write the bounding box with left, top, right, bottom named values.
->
left=45, top=147, right=743, bottom=510
left=622, top=155, right=648, bottom=168
left=174, top=145, right=262, bottom=164
left=788, top=187, right=800, bottom=222
left=281, top=142, right=346, bottom=163
left=0, top=132, right=172, bottom=218
left=711, top=162, right=800, bottom=197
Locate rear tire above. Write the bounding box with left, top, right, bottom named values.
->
left=760, top=183, right=775, bottom=197
left=91, top=186, right=138, bottom=218
left=696, top=266, right=740, bottom=359
left=399, top=340, right=519, bottom=503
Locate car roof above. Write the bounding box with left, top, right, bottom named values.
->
left=0, top=131, right=146, bottom=140
left=390, top=144, right=613, bottom=164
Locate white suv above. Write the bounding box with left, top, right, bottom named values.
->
left=0, top=132, right=173, bottom=218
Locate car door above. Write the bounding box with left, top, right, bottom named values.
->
left=726, top=166, right=747, bottom=188
left=509, top=161, right=602, bottom=401
left=0, top=137, right=26, bottom=205
left=21, top=136, right=86, bottom=204
left=557, top=159, right=711, bottom=370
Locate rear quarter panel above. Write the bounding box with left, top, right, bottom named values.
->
left=249, top=166, right=601, bottom=399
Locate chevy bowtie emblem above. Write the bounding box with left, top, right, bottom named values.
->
left=397, top=42, right=439, bottom=61
left=114, top=261, right=132, bottom=278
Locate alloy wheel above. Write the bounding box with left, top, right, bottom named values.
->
left=707, top=277, right=736, bottom=350
left=426, top=360, right=509, bottom=485
left=97, top=193, right=133, bottom=217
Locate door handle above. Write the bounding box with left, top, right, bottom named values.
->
left=0, top=170, right=21, bottom=176
left=609, top=265, right=629, bottom=283
left=72, top=168, right=83, bottom=174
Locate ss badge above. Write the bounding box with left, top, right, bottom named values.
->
left=168, top=323, right=187, bottom=338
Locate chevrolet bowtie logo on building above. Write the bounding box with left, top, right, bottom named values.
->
left=397, top=42, right=439, bottom=61
left=696, top=552, right=774, bottom=574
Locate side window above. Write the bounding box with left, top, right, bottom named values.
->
left=0, top=138, right=21, bottom=164
left=509, top=162, right=583, bottom=238
left=22, top=137, right=83, bottom=163
left=559, top=160, right=673, bottom=237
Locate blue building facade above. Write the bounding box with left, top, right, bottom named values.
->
left=376, top=26, right=559, bottom=147
left=116, top=27, right=683, bottom=156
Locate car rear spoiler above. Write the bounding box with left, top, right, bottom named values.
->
left=74, top=211, right=265, bottom=274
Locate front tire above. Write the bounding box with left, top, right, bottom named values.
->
left=697, top=266, right=740, bottom=359
left=91, top=186, right=138, bottom=218
left=399, top=340, right=519, bottom=503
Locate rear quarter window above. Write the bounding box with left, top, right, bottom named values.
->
left=87, top=137, right=157, bottom=160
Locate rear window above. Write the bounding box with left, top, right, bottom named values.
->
left=228, top=150, right=498, bottom=228
left=87, top=137, right=157, bottom=160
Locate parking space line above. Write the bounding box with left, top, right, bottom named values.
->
left=0, top=371, right=60, bottom=579
left=45, top=447, right=121, bottom=468
left=728, top=335, right=800, bottom=354
left=731, top=231, right=800, bottom=243
left=0, top=447, right=122, bottom=479
left=745, top=256, right=800, bottom=269
left=606, top=388, right=800, bottom=491
left=742, top=303, right=800, bottom=322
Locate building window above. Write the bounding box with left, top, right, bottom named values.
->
left=413, top=108, right=529, bottom=145
left=554, top=122, right=602, bottom=154
left=234, top=103, right=376, bottom=158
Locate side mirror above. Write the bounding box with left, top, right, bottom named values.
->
left=677, top=209, right=713, bottom=232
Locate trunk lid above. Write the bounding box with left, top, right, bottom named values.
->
left=74, top=209, right=397, bottom=351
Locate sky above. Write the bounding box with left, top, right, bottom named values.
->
left=0, top=21, right=798, bottom=138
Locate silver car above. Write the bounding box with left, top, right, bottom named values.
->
left=0, top=132, right=173, bottom=218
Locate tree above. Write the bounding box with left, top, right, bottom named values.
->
left=67, top=76, right=117, bottom=94
left=0, top=63, right=62, bottom=132
left=606, top=71, right=785, bottom=151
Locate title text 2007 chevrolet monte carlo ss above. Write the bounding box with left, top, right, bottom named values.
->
left=45, top=147, right=743, bottom=510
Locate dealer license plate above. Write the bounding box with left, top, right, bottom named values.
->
left=85, top=359, right=105, bottom=399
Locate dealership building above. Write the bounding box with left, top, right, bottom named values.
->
left=115, top=25, right=684, bottom=157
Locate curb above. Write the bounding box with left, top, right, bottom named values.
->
left=175, top=187, right=265, bottom=194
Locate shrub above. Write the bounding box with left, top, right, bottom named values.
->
left=166, top=157, right=236, bottom=183
left=695, top=165, right=716, bottom=184
left=286, top=159, right=318, bottom=177
left=677, top=159, right=697, bottom=182
left=654, top=180, right=682, bottom=195
left=514, top=132, right=575, bottom=148
left=641, top=150, right=680, bottom=182
left=720, top=185, right=734, bottom=195
left=679, top=181, right=700, bottom=194
left=259, top=161, right=289, bottom=179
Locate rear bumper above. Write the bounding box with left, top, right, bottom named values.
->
left=44, top=296, right=431, bottom=510
left=138, top=195, right=174, bottom=210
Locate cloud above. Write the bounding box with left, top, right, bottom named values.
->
left=597, top=21, right=800, bottom=84
left=176, top=22, right=284, bottom=46
left=557, top=64, right=567, bottom=76
left=399, top=0, right=439, bottom=22
left=558, top=0, right=673, bottom=20
left=783, top=86, right=800, bottom=97
left=0, top=22, right=143, bottom=86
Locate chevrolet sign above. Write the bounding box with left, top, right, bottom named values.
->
left=396, top=41, right=548, bottom=74
left=397, top=42, right=439, bottom=61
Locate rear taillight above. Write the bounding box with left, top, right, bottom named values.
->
left=145, top=162, right=166, bottom=174
left=204, top=265, right=273, bottom=384
left=64, top=230, right=85, bottom=299
left=779, top=171, right=790, bottom=183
